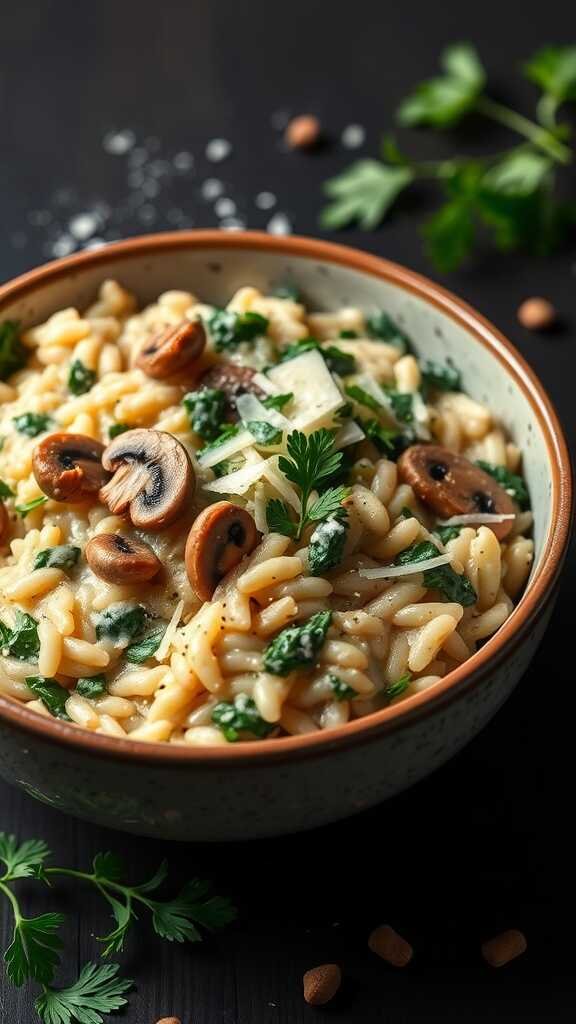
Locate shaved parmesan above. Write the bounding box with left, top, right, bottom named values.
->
left=439, top=513, right=516, bottom=526
left=252, top=482, right=268, bottom=533
left=203, top=458, right=268, bottom=495
left=198, top=429, right=253, bottom=469
left=252, top=371, right=279, bottom=395
left=154, top=600, right=184, bottom=663
left=411, top=391, right=431, bottom=440
left=262, top=456, right=301, bottom=511
left=235, top=391, right=289, bottom=430
left=267, top=349, right=344, bottom=431
left=359, top=553, right=453, bottom=579
left=334, top=419, right=365, bottom=448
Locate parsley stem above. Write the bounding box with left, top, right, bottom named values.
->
left=44, top=867, right=155, bottom=909
left=475, top=96, right=572, bottom=164
left=0, top=878, right=21, bottom=921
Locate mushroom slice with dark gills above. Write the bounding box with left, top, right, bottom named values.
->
left=136, top=318, right=206, bottom=380
left=185, top=501, right=259, bottom=601
left=100, top=429, right=195, bottom=529
left=397, top=444, right=516, bottom=540
left=32, top=433, right=109, bottom=502
left=85, top=533, right=161, bottom=583
left=198, top=364, right=265, bottom=421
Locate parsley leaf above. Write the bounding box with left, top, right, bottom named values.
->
left=321, top=160, right=414, bottom=230
left=265, top=498, right=298, bottom=539
left=270, top=429, right=346, bottom=541
left=398, top=42, right=485, bottom=128
left=263, top=610, right=332, bottom=675
left=4, top=912, right=64, bottom=987
left=25, top=676, right=71, bottom=720
left=309, top=515, right=348, bottom=576
left=207, top=309, right=268, bottom=352
left=524, top=45, right=576, bottom=105
left=366, top=312, right=412, bottom=354
left=1, top=611, right=40, bottom=661
left=35, top=962, right=132, bottom=1024
left=94, top=603, right=147, bottom=646
left=182, top=387, right=227, bottom=441
left=0, top=834, right=50, bottom=880
left=328, top=674, right=357, bottom=701
left=262, top=392, right=293, bottom=412
left=0, top=321, right=27, bottom=380
left=15, top=495, right=48, bottom=517
left=149, top=879, right=237, bottom=942
left=385, top=673, right=412, bottom=702
left=212, top=694, right=274, bottom=742
left=12, top=413, right=52, bottom=438
left=244, top=420, right=282, bottom=446
left=33, top=545, right=81, bottom=571
left=423, top=192, right=477, bottom=273
left=395, top=541, right=477, bottom=606
left=124, top=623, right=167, bottom=663
left=0, top=479, right=15, bottom=498
left=67, top=360, right=96, bottom=396
left=435, top=525, right=462, bottom=544
left=76, top=675, right=107, bottom=699
left=476, top=460, right=530, bottom=510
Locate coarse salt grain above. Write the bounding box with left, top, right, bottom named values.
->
left=49, top=235, right=76, bottom=258
left=267, top=213, right=292, bottom=235
left=341, top=123, right=366, bottom=149
left=103, top=129, right=135, bottom=155
left=69, top=212, right=100, bottom=241
left=205, top=138, right=232, bottom=162
left=201, top=178, right=224, bottom=200
left=214, top=197, right=236, bottom=218
left=255, top=191, right=276, bottom=210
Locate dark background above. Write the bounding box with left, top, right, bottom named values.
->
left=1, top=1, right=575, bottom=1020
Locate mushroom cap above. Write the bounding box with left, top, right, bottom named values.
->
left=100, top=429, right=195, bottom=529
left=32, top=433, right=108, bottom=502
left=0, top=501, right=9, bottom=545
left=136, top=318, right=206, bottom=380
left=397, top=444, right=516, bottom=540
left=85, top=533, right=161, bottom=583
left=199, top=364, right=265, bottom=421
left=185, top=501, right=259, bottom=602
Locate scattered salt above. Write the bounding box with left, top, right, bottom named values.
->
left=28, top=210, right=52, bottom=227
left=50, top=235, right=76, bottom=258
left=341, top=124, right=366, bottom=149
left=69, top=212, right=100, bottom=241
left=173, top=151, right=194, bottom=172
left=214, top=197, right=236, bottom=218
left=128, top=147, right=148, bottom=166
left=267, top=213, right=292, bottom=235
left=103, top=129, right=135, bottom=155
left=201, top=178, right=224, bottom=200
left=141, top=180, right=160, bottom=199
left=255, top=191, right=276, bottom=210
left=137, top=205, right=157, bottom=225
left=205, top=138, right=232, bottom=162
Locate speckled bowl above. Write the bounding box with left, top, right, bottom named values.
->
left=0, top=232, right=572, bottom=840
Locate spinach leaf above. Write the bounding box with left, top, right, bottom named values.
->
left=345, top=384, right=381, bottom=413
left=366, top=312, right=412, bottom=354
left=308, top=515, right=348, bottom=576
left=244, top=421, right=282, bottom=446
left=211, top=694, right=274, bottom=742
left=0, top=321, right=27, bottom=380
left=323, top=346, right=357, bottom=376
left=68, top=360, right=96, bottom=396
left=12, top=413, right=52, bottom=438
left=263, top=610, right=332, bottom=676
left=182, top=388, right=227, bottom=442
left=387, top=390, right=414, bottom=423
left=0, top=479, right=15, bottom=499
left=421, top=359, right=462, bottom=395
left=108, top=422, right=131, bottom=440
left=125, top=624, right=167, bottom=664
left=33, top=545, right=81, bottom=571
left=262, top=392, right=293, bottom=412
left=476, top=460, right=530, bottom=510
left=207, top=310, right=269, bottom=352
left=94, top=604, right=147, bottom=647
left=76, top=675, right=107, bottom=698
left=1, top=611, right=40, bottom=661
left=435, top=525, right=462, bottom=544
left=328, top=674, right=356, bottom=701
left=25, top=676, right=71, bottom=719
left=395, top=541, right=477, bottom=606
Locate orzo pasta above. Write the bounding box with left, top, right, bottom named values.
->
left=0, top=284, right=533, bottom=744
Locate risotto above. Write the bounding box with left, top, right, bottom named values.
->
left=0, top=281, right=534, bottom=745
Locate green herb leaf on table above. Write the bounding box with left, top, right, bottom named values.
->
left=67, top=360, right=96, bottom=396
left=397, top=42, right=485, bottom=128
left=182, top=387, right=227, bottom=441
left=476, top=460, right=530, bottom=510
left=0, top=834, right=50, bottom=880
left=0, top=321, right=27, bottom=381
left=321, top=160, right=414, bottom=230
left=25, top=677, right=71, bottom=720
left=207, top=309, right=269, bottom=352
left=263, top=610, right=332, bottom=676
left=395, top=541, right=477, bottom=606
left=33, top=545, right=81, bottom=571
left=423, top=189, right=477, bottom=273
left=0, top=479, right=15, bottom=499
left=212, top=694, right=274, bottom=742
left=12, top=413, right=52, bottom=438
left=1, top=611, right=40, bottom=661
left=524, top=45, right=576, bottom=105
left=75, top=675, right=107, bottom=699
left=4, top=912, right=64, bottom=988
left=35, top=961, right=132, bottom=1024
left=124, top=623, right=167, bottom=663
left=149, top=879, right=237, bottom=942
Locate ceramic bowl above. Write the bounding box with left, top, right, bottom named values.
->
left=0, top=231, right=572, bottom=841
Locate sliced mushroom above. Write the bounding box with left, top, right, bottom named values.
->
left=199, top=364, right=265, bottom=421
left=136, top=319, right=206, bottom=379
left=100, top=429, right=194, bottom=529
left=185, top=501, right=259, bottom=601
left=397, top=444, right=516, bottom=540
left=0, top=502, right=9, bottom=545
left=85, top=533, right=161, bottom=583
left=32, top=433, right=109, bottom=502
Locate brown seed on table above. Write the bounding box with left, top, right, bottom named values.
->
left=303, top=963, right=341, bottom=1005
left=368, top=924, right=413, bottom=967
left=481, top=928, right=527, bottom=967
left=517, top=297, right=556, bottom=331
left=285, top=114, right=321, bottom=149
left=137, top=318, right=206, bottom=379
left=85, top=533, right=161, bottom=584
left=100, top=428, right=195, bottom=529
left=32, top=433, right=109, bottom=502
left=397, top=444, right=516, bottom=541
left=185, top=501, right=259, bottom=602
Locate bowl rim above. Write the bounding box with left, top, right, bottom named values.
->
left=0, top=229, right=572, bottom=766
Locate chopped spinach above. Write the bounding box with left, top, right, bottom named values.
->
left=68, top=359, right=96, bottom=396
left=435, top=525, right=463, bottom=544
left=263, top=610, right=332, bottom=676
left=385, top=673, right=412, bottom=702
left=357, top=417, right=412, bottom=460
left=279, top=337, right=321, bottom=362
left=345, top=384, right=381, bottom=413
left=94, top=603, right=147, bottom=647
left=0, top=321, right=27, bottom=380
left=25, top=675, right=71, bottom=720
left=76, top=675, right=107, bottom=699
left=262, top=392, right=294, bottom=412
left=395, top=540, right=477, bottom=605
left=15, top=495, right=48, bottom=517
left=387, top=390, right=414, bottom=424
left=0, top=611, right=40, bottom=661
left=308, top=515, right=348, bottom=576
left=108, top=422, right=131, bottom=440
left=125, top=623, right=167, bottom=664
left=328, top=674, right=357, bottom=701
left=33, top=544, right=81, bottom=571
left=12, top=412, right=52, bottom=437
left=323, top=346, right=357, bottom=376
left=366, top=312, right=412, bottom=354
left=421, top=359, right=461, bottom=396
left=244, top=421, right=282, bottom=446
left=476, top=460, right=530, bottom=510
left=182, top=387, right=227, bottom=442
left=0, top=479, right=14, bottom=499
left=211, top=693, right=275, bottom=742
left=207, top=309, right=269, bottom=352
left=339, top=329, right=358, bottom=338
left=197, top=424, right=240, bottom=461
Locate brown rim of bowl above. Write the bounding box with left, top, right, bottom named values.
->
left=0, top=230, right=572, bottom=767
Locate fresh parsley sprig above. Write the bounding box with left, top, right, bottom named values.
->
left=320, top=42, right=576, bottom=271
left=0, top=832, right=236, bottom=1024
left=265, top=428, right=349, bottom=541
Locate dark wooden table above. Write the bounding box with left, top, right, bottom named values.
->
left=1, top=2, right=575, bottom=1020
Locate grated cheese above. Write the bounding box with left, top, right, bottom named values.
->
left=203, top=457, right=268, bottom=495
left=154, top=599, right=184, bottom=663
left=334, top=419, right=365, bottom=449
left=198, top=428, right=253, bottom=469
left=358, top=553, right=453, bottom=579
